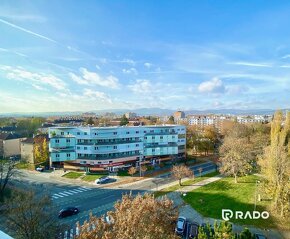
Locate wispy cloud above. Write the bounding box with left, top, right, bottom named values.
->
left=0, top=18, right=57, bottom=43
left=69, top=68, right=120, bottom=89
left=227, top=61, right=272, bottom=67
left=122, top=67, right=138, bottom=75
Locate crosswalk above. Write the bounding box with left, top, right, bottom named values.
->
left=52, top=187, right=92, bottom=200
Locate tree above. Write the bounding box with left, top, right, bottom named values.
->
left=238, top=228, right=255, bottom=239
left=5, top=190, right=64, bottom=239
left=128, top=167, right=136, bottom=177
left=119, top=115, right=129, bottom=126
left=172, top=165, right=193, bottom=186
left=258, top=110, right=290, bottom=218
left=76, top=193, right=179, bottom=239
left=33, top=137, right=49, bottom=164
left=219, top=137, right=253, bottom=183
left=87, top=117, right=94, bottom=125
left=0, top=159, right=16, bottom=199
left=140, top=165, right=147, bottom=177
left=167, top=116, right=175, bottom=124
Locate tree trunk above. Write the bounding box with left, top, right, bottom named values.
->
left=234, top=174, right=238, bottom=183
left=179, top=178, right=182, bottom=186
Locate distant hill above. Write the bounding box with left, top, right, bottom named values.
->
left=0, top=108, right=287, bottom=117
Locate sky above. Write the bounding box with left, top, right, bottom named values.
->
left=0, top=0, right=290, bottom=113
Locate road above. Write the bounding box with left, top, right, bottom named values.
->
left=4, top=161, right=216, bottom=237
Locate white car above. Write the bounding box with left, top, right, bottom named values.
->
left=95, top=176, right=110, bottom=184
left=36, top=167, right=44, bottom=172
left=175, top=216, right=186, bottom=235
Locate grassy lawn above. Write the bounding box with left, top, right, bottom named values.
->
left=183, top=175, right=277, bottom=229
left=154, top=171, right=219, bottom=198
left=82, top=174, right=107, bottom=182
left=62, top=171, right=84, bottom=179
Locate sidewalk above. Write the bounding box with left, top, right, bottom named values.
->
left=163, top=177, right=288, bottom=239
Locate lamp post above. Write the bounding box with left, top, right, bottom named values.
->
left=254, top=180, right=261, bottom=211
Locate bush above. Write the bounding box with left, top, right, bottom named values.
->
left=117, top=170, right=130, bottom=176
left=146, top=165, right=154, bottom=171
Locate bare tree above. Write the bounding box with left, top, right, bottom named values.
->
left=0, top=159, right=17, bottom=199
left=76, top=193, right=179, bottom=239
left=140, top=165, right=147, bottom=177
left=198, top=167, right=203, bottom=177
left=5, top=189, right=65, bottom=239
left=128, top=167, right=137, bottom=177
left=171, top=165, right=193, bottom=186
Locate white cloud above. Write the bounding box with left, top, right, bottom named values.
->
left=228, top=61, right=272, bottom=67
left=69, top=68, right=120, bottom=89
left=69, top=72, right=88, bottom=85
left=198, top=77, right=225, bottom=94
left=128, top=79, right=153, bottom=94
left=122, top=67, right=138, bottom=75
left=3, top=66, right=66, bottom=90
left=144, top=62, right=152, bottom=68
left=83, top=89, right=112, bottom=103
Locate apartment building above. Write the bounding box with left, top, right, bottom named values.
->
left=237, top=115, right=272, bottom=124
left=187, top=115, right=217, bottom=126
left=49, top=125, right=186, bottom=171
left=0, top=132, right=26, bottom=158
left=125, top=112, right=137, bottom=119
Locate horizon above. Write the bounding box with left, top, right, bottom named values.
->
left=1, top=1, right=290, bottom=113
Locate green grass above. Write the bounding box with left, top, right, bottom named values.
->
left=62, top=172, right=84, bottom=179
left=183, top=175, right=276, bottom=228
left=154, top=171, right=219, bottom=198
left=82, top=174, right=107, bottom=182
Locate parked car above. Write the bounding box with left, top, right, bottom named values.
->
left=188, top=222, right=199, bottom=239
left=36, top=167, right=44, bottom=172
left=95, top=176, right=116, bottom=184
left=58, top=207, right=79, bottom=218
left=175, top=216, right=186, bottom=235
left=255, top=234, right=267, bottom=239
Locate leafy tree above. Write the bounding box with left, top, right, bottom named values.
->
left=76, top=193, right=178, bottom=239
left=5, top=190, right=65, bottom=239
left=238, top=228, right=255, bottom=239
left=86, top=117, right=95, bottom=125
left=119, top=114, right=129, bottom=126
left=33, top=137, right=49, bottom=164
left=172, top=164, right=193, bottom=186
left=219, top=137, right=253, bottom=183
left=258, top=110, right=290, bottom=218
left=167, top=116, right=175, bottom=124
left=128, top=167, right=137, bottom=177
left=213, top=221, right=234, bottom=239
left=0, top=159, right=16, bottom=199
left=140, top=165, right=147, bottom=176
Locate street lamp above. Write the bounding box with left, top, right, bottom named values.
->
left=254, top=180, right=261, bottom=211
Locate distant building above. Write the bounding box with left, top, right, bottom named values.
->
left=82, top=112, right=97, bottom=118
left=125, top=112, right=137, bottom=119
left=0, top=132, right=26, bottom=158
left=174, top=111, right=185, bottom=120
left=237, top=115, right=272, bottom=124
left=187, top=115, right=216, bottom=126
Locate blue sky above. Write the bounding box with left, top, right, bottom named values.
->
left=0, top=0, right=290, bottom=113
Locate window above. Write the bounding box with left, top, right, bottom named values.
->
left=152, top=149, right=155, bottom=152
left=94, top=133, right=97, bottom=135
left=67, top=153, right=70, bottom=157
left=77, top=139, right=81, bottom=143
left=56, top=154, right=60, bottom=157
left=84, top=132, right=88, bottom=135
left=55, top=139, right=59, bottom=143
left=113, top=132, right=117, bottom=135
left=152, top=136, right=155, bottom=139
left=136, top=131, right=139, bottom=134
left=113, top=146, right=117, bottom=149
left=66, top=139, right=70, bottom=143
left=77, top=147, right=80, bottom=149
left=77, top=132, right=80, bottom=135
left=136, top=144, right=139, bottom=147
left=126, top=132, right=130, bottom=134
left=61, top=132, right=64, bottom=135
left=84, top=147, right=87, bottom=150
left=95, top=147, right=98, bottom=150
left=67, top=132, right=70, bottom=135
left=160, top=136, right=163, bottom=139
left=144, top=137, right=147, bottom=139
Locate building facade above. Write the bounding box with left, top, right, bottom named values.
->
left=0, top=132, right=26, bottom=158
left=49, top=125, right=186, bottom=171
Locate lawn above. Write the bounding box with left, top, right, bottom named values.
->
left=82, top=174, right=107, bottom=182
left=154, top=171, right=219, bottom=198
left=62, top=171, right=84, bottom=179
left=183, top=175, right=277, bottom=229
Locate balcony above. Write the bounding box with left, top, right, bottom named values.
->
left=77, top=152, right=141, bottom=160
left=76, top=139, right=142, bottom=146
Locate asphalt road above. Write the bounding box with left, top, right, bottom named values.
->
left=4, top=161, right=216, bottom=237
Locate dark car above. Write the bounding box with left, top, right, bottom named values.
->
left=188, top=222, right=199, bottom=239
left=175, top=216, right=186, bottom=235
left=58, top=207, right=79, bottom=218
